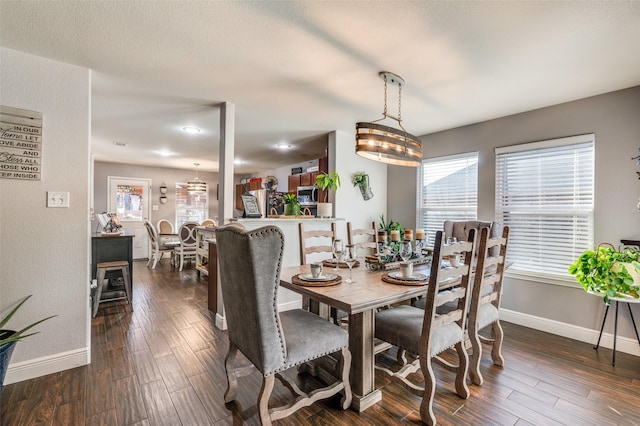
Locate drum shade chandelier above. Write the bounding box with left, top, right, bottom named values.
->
left=356, top=71, right=422, bottom=167
left=187, top=163, right=207, bottom=195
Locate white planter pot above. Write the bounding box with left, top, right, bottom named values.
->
left=317, top=203, right=332, bottom=218
left=612, top=262, right=640, bottom=283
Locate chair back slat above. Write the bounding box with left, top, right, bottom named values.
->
left=299, top=222, right=336, bottom=265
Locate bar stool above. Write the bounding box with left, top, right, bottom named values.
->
left=92, top=260, right=131, bottom=317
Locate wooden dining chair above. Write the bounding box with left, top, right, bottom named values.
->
left=347, top=221, right=377, bottom=254
left=298, top=222, right=337, bottom=265
left=144, top=220, right=174, bottom=269
left=468, top=225, right=510, bottom=385
left=174, top=221, right=198, bottom=271
left=215, top=223, right=352, bottom=425
left=374, top=229, right=477, bottom=425
left=201, top=218, right=217, bottom=228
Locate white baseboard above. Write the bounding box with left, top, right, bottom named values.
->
left=501, top=308, right=640, bottom=357
left=215, top=312, right=227, bottom=330
left=4, top=347, right=89, bottom=386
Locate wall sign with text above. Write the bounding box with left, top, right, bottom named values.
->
left=0, top=105, right=43, bottom=181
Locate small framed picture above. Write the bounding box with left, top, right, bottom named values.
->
left=241, top=195, right=262, bottom=218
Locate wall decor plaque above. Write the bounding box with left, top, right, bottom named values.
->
left=0, top=106, right=43, bottom=181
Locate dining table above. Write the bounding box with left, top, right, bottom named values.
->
left=280, top=258, right=450, bottom=412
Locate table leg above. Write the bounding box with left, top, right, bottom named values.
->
left=594, top=304, right=609, bottom=350
left=348, top=310, right=382, bottom=412
left=613, top=301, right=619, bottom=366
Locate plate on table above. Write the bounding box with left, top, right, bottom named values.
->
left=388, top=272, right=428, bottom=282
left=298, top=273, right=339, bottom=282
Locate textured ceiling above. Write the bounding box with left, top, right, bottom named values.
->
left=1, top=1, right=639, bottom=174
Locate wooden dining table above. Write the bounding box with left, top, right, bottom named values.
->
left=280, top=260, right=438, bottom=412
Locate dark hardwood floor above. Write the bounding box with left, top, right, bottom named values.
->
left=2, top=259, right=640, bottom=425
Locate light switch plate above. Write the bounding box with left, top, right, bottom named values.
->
left=47, top=191, right=69, bottom=208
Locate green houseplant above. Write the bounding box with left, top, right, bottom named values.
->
left=282, top=193, right=301, bottom=216
left=1, top=295, right=55, bottom=392
left=568, top=244, right=640, bottom=304
left=315, top=172, right=341, bottom=217
left=351, top=171, right=373, bottom=200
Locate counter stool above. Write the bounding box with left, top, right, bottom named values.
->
left=92, top=260, right=131, bottom=317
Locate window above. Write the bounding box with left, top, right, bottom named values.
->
left=175, top=182, right=208, bottom=227
left=417, top=152, right=479, bottom=245
left=495, top=134, right=594, bottom=280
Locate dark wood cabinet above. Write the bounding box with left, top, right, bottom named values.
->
left=288, top=174, right=301, bottom=192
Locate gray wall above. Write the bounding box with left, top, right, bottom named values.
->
left=93, top=161, right=220, bottom=230
left=1, top=47, right=90, bottom=382
left=388, top=85, right=640, bottom=340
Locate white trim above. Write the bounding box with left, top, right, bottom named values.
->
left=4, top=347, right=90, bottom=386
left=495, top=133, right=594, bottom=154
left=505, top=270, right=582, bottom=289
left=501, top=308, right=640, bottom=357
left=215, top=313, right=227, bottom=331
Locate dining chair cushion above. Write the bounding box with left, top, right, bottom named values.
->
left=375, top=305, right=463, bottom=358
left=477, top=303, right=500, bottom=331
left=278, top=309, right=349, bottom=374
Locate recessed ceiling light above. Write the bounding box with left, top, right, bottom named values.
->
left=234, top=158, right=244, bottom=165
left=182, top=126, right=201, bottom=134
left=155, top=150, right=174, bottom=157
left=113, top=141, right=128, bottom=147
left=276, top=143, right=292, bottom=149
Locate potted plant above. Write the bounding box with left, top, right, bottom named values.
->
left=568, top=244, right=640, bottom=304
left=282, top=193, right=301, bottom=216
left=315, top=171, right=341, bottom=218
left=1, top=295, right=55, bottom=392
left=352, top=171, right=373, bottom=200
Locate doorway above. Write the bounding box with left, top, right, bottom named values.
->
left=107, top=177, right=151, bottom=260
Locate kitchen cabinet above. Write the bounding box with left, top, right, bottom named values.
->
left=288, top=174, right=301, bottom=192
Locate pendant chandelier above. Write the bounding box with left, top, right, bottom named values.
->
left=187, top=163, right=207, bottom=195
left=356, top=71, right=422, bottom=167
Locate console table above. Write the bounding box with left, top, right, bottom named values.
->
left=91, top=232, right=134, bottom=303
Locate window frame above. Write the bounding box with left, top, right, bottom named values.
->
left=417, top=151, right=479, bottom=246
left=495, top=133, right=595, bottom=286
left=175, top=182, right=209, bottom=227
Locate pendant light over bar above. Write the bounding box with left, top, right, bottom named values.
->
left=187, top=163, right=207, bottom=194
left=356, top=71, right=422, bottom=167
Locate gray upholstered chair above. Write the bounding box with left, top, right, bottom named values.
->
left=443, top=220, right=503, bottom=256
left=468, top=225, right=510, bottom=385
left=215, top=223, right=352, bottom=425
left=375, top=229, right=476, bottom=425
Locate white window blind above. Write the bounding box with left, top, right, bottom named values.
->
left=417, top=152, right=478, bottom=245
left=175, top=183, right=208, bottom=227
left=495, top=134, right=594, bottom=277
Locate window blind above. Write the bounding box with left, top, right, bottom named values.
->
left=495, top=134, right=594, bottom=277
left=417, top=152, right=478, bottom=245
left=175, top=182, right=208, bottom=227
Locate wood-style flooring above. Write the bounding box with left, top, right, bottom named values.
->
left=2, top=259, right=640, bottom=425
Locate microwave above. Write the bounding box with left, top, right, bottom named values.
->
left=296, top=186, right=318, bottom=206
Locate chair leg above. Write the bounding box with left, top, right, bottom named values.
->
left=146, top=256, right=152, bottom=267
left=152, top=253, right=159, bottom=269
left=454, top=340, right=470, bottom=399
left=469, top=324, right=483, bottom=386
left=419, top=356, right=437, bottom=426
left=121, top=265, right=132, bottom=305
left=491, top=320, right=505, bottom=366
left=258, top=375, right=275, bottom=426
left=179, top=253, right=184, bottom=271
left=339, top=347, right=353, bottom=410
left=223, top=344, right=239, bottom=403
